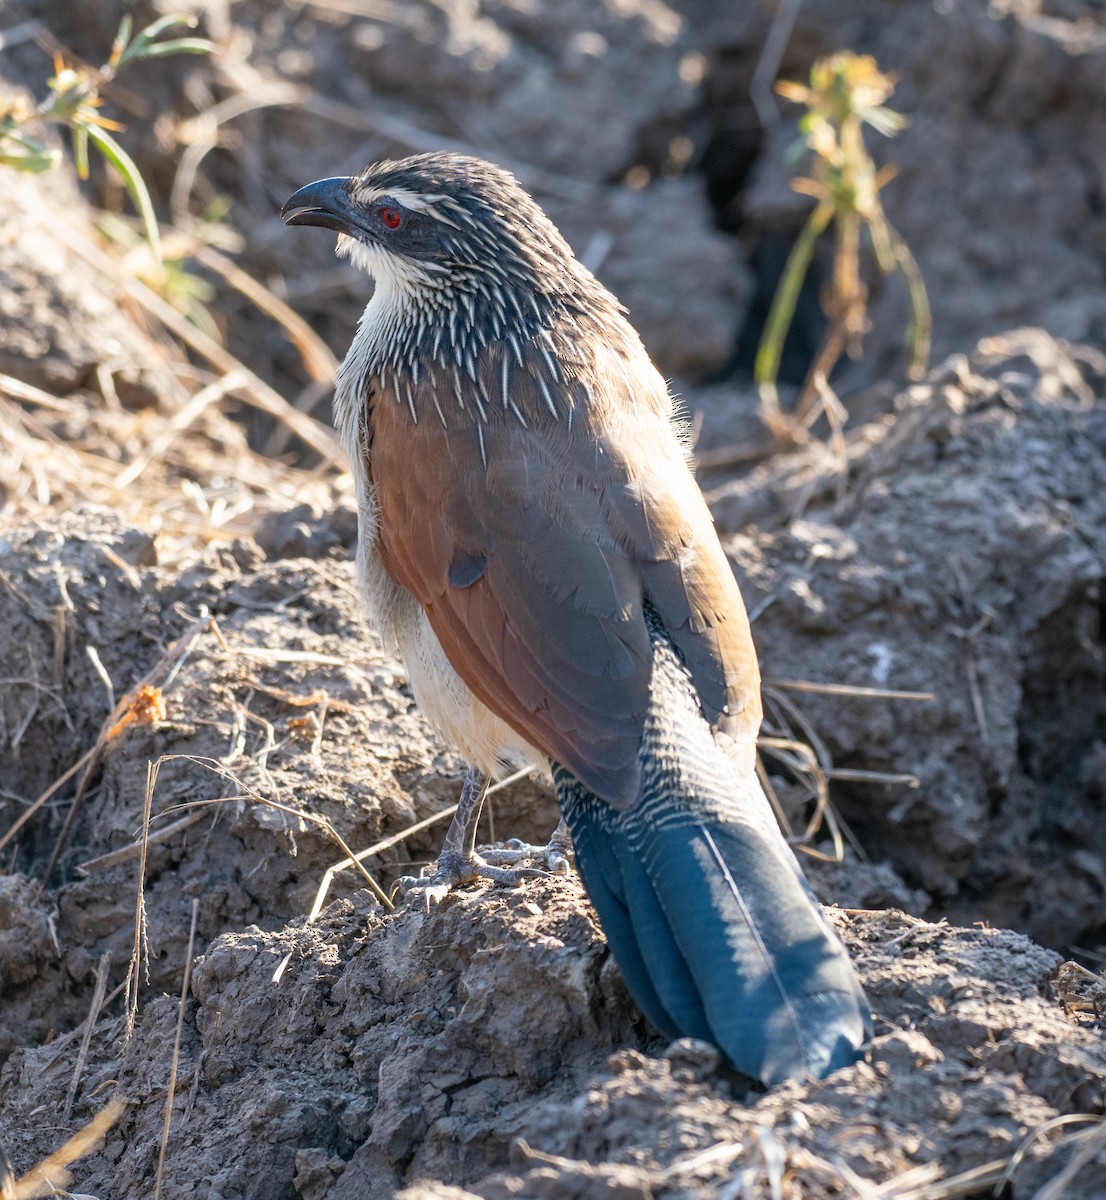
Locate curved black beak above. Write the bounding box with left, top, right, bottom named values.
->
left=281, top=177, right=356, bottom=234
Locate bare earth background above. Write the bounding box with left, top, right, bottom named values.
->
left=2, top=1, right=1106, bottom=1197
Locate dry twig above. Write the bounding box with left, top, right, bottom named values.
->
left=5, top=1098, right=126, bottom=1200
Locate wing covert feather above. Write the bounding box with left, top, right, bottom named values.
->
left=369, top=345, right=762, bottom=806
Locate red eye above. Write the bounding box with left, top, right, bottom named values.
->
left=379, top=206, right=402, bottom=229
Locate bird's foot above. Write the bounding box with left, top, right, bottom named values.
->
left=479, top=825, right=573, bottom=876
left=394, top=849, right=546, bottom=913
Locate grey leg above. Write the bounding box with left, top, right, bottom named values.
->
left=395, top=767, right=549, bottom=911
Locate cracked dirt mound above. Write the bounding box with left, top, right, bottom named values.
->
left=4, top=844, right=1106, bottom=1198
left=3, top=0, right=1106, bottom=1194
left=3, top=334, right=1106, bottom=1197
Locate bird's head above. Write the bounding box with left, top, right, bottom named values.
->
left=282, top=151, right=626, bottom=387
left=281, top=152, right=578, bottom=302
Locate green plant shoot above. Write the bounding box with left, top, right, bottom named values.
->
left=0, top=14, right=214, bottom=263
left=755, top=51, right=931, bottom=442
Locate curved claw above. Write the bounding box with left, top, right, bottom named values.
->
left=546, top=847, right=572, bottom=876
left=479, top=828, right=574, bottom=877
left=400, top=874, right=455, bottom=914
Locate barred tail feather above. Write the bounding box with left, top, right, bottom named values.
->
left=555, top=610, right=871, bottom=1086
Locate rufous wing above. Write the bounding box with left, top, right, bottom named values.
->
left=369, top=342, right=762, bottom=808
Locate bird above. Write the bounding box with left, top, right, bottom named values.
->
left=281, top=152, right=871, bottom=1085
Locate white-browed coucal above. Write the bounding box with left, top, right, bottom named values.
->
left=281, top=152, right=871, bottom=1085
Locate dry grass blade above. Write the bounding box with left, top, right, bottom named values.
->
left=764, top=685, right=833, bottom=776
left=76, top=810, right=207, bottom=876
left=245, top=681, right=358, bottom=719
left=124, top=757, right=157, bottom=1043
left=47, top=217, right=344, bottom=465
left=155, top=897, right=200, bottom=1200
left=125, top=272, right=342, bottom=464
left=844, top=1113, right=1106, bottom=1200
left=755, top=1125, right=786, bottom=1200
left=693, top=438, right=775, bottom=473
left=8, top=1097, right=126, bottom=1200
left=242, top=786, right=392, bottom=906
left=0, top=373, right=73, bottom=413
left=113, top=371, right=247, bottom=489
left=0, top=406, right=47, bottom=506
left=187, top=230, right=344, bottom=456
left=7, top=200, right=354, bottom=541
left=299, top=800, right=459, bottom=927
left=0, top=18, right=42, bottom=50
left=0, top=742, right=98, bottom=858
left=39, top=980, right=128, bottom=1077
left=1, top=378, right=341, bottom=544
left=265, top=767, right=536, bottom=983
left=1029, top=1116, right=1106, bottom=1200
left=755, top=756, right=795, bottom=840
left=0, top=394, right=91, bottom=508
left=657, top=1139, right=745, bottom=1183
left=827, top=767, right=920, bottom=787
left=808, top=372, right=850, bottom=508
left=875, top=1159, right=1004, bottom=1200
left=62, top=951, right=112, bottom=1123
left=754, top=669, right=928, bottom=862
left=998, top=1113, right=1105, bottom=1197
left=172, top=83, right=306, bottom=219
left=185, top=241, right=339, bottom=383
left=765, top=678, right=934, bottom=702
left=761, top=684, right=839, bottom=851
left=42, top=611, right=212, bottom=880
left=749, top=0, right=802, bottom=130
left=217, top=647, right=353, bottom=666
left=141, top=754, right=396, bottom=922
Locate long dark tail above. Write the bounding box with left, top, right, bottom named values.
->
left=555, top=614, right=871, bottom=1086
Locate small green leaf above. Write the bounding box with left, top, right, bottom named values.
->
left=0, top=132, right=61, bottom=173
left=139, top=12, right=200, bottom=40
left=71, top=124, right=90, bottom=178
left=84, top=123, right=162, bottom=263
left=119, top=14, right=200, bottom=68
left=137, top=38, right=216, bottom=59
left=109, top=15, right=133, bottom=67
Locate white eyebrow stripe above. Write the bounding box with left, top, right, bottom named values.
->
left=352, top=185, right=462, bottom=227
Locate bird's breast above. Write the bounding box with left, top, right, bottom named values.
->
left=335, top=333, right=543, bottom=777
